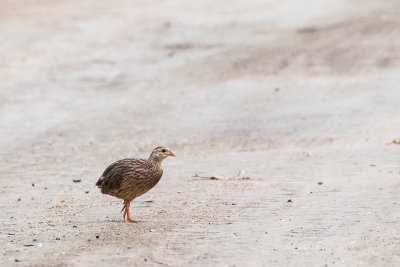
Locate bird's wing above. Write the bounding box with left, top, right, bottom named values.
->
left=96, top=158, right=149, bottom=190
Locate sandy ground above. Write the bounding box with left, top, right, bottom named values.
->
left=1, top=0, right=400, bottom=266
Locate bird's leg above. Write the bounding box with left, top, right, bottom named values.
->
left=121, top=202, right=128, bottom=220
left=120, top=201, right=139, bottom=223
left=125, top=202, right=139, bottom=223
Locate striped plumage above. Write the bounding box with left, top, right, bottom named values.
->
left=96, top=146, right=176, bottom=223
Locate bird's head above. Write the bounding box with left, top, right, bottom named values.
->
left=149, top=146, right=176, bottom=162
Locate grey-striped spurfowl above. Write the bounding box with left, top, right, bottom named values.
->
left=96, top=146, right=176, bottom=223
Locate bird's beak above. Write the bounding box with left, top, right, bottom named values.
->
left=168, top=151, right=176, bottom=157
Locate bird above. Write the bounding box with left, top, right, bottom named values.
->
left=96, top=146, right=176, bottom=223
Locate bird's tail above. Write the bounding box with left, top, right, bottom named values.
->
left=95, top=177, right=104, bottom=187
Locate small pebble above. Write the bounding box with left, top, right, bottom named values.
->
left=14, top=259, right=20, bottom=262
left=96, top=235, right=99, bottom=239
left=73, top=179, right=81, bottom=183
left=73, top=225, right=77, bottom=228
left=318, top=182, right=323, bottom=185
left=144, top=258, right=148, bottom=262
left=32, top=239, right=37, bottom=242
left=55, top=237, right=60, bottom=240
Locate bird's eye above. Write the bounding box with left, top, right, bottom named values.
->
left=161, top=149, right=166, bottom=152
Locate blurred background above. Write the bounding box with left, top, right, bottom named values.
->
left=1, top=0, right=399, bottom=266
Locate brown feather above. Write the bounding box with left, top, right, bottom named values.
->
left=96, top=157, right=163, bottom=202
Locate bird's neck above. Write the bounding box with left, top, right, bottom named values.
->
left=148, top=157, right=164, bottom=170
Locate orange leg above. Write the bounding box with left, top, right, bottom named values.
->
left=120, top=205, right=127, bottom=220
left=121, top=202, right=139, bottom=223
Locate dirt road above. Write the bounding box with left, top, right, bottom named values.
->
left=1, top=0, right=400, bottom=266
